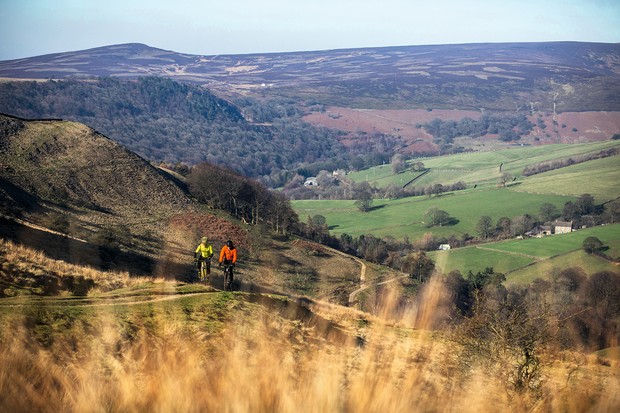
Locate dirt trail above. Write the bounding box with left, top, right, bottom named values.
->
left=348, top=275, right=408, bottom=305
left=0, top=291, right=217, bottom=308
left=321, top=244, right=411, bottom=306
left=0, top=214, right=87, bottom=243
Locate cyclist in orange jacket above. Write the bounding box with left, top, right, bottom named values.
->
left=219, top=240, right=237, bottom=291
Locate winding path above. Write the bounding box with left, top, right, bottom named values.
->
left=320, top=244, right=412, bottom=306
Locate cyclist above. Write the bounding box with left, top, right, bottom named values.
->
left=218, top=240, right=237, bottom=291
left=194, top=236, right=214, bottom=279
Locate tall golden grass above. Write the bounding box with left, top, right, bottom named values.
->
left=0, top=238, right=149, bottom=295
left=1, top=275, right=618, bottom=413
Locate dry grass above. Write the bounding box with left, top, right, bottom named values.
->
left=0, top=238, right=149, bottom=296
left=0, top=276, right=618, bottom=413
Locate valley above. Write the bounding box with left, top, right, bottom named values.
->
left=1, top=41, right=620, bottom=412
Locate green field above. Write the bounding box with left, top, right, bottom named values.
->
left=506, top=250, right=619, bottom=285
left=429, top=223, right=620, bottom=282
left=347, top=141, right=620, bottom=190
left=511, top=155, right=620, bottom=201
left=480, top=224, right=620, bottom=259
left=293, top=188, right=573, bottom=239
left=430, top=246, right=535, bottom=275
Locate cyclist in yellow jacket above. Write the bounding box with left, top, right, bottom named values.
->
left=195, top=237, right=214, bottom=275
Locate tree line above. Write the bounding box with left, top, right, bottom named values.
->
left=187, top=163, right=298, bottom=235
left=419, top=114, right=534, bottom=150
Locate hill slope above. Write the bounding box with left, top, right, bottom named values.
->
left=0, top=114, right=191, bottom=219
left=1, top=42, right=619, bottom=111
left=0, top=114, right=394, bottom=305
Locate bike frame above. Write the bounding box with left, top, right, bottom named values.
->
left=222, top=263, right=234, bottom=291
left=197, top=257, right=211, bottom=282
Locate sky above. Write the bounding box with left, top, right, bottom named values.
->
left=1, top=0, right=619, bottom=60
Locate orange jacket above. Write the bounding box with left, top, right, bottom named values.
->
left=219, top=245, right=237, bottom=264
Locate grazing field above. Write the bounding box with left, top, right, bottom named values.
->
left=293, top=188, right=573, bottom=239
left=482, top=224, right=620, bottom=259
left=511, top=155, right=620, bottom=201
left=430, top=246, right=535, bottom=275
left=347, top=140, right=620, bottom=189
left=506, top=250, right=619, bottom=285
left=430, top=224, right=620, bottom=283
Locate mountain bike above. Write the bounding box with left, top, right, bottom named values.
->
left=222, top=262, right=234, bottom=291
left=196, top=257, right=211, bottom=283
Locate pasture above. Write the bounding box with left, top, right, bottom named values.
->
left=430, top=246, right=535, bottom=275
left=347, top=140, right=620, bottom=190
left=431, top=223, right=620, bottom=282
left=511, top=155, right=620, bottom=201
left=293, top=187, right=573, bottom=239
left=506, top=250, right=619, bottom=285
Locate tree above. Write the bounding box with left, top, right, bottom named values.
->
left=391, top=154, right=406, bottom=174
left=496, top=216, right=512, bottom=238
left=539, top=203, right=560, bottom=222
left=500, top=172, right=513, bottom=187
left=354, top=191, right=374, bottom=212
left=476, top=216, right=494, bottom=239
left=431, top=183, right=444, bottom=197
left=511, top=214, right=535, bottom=236
left=582, top=236, right=604, bottom=254
left=603, top=198, right=620, bottom=223
left=575, top=193, right=595, bottom=215
left=424, top=207, right=452, bottom=227
left=412, top=161, right=425, bottom=171
left=403, top=251, right=435, bottom=282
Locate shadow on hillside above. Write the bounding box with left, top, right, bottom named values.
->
left=0, top=178, right=42, bottom=216
left=368, top=204, right=386, bottom=212
left=0, top=217, right=154, bottom=275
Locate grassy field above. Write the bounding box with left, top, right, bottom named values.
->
left=506, top=250, right=619, bottom=285
left=347, top=141, right=620, bottom=190
left=481, top=224, right=620, bottom=259
left=429, top=224, right=620, bottom=281
left=430, top=246, right=535, bottom=275
left=294, top=187, right=573, bottom=239
left=511, top=155, right=620, bottom=201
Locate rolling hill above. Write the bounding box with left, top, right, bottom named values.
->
left=1, top=42, right=620, bottom=112
left=0, top=114, right=397, bottom=306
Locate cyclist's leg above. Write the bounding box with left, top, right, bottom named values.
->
left=201, top=259, right=209, bottom=282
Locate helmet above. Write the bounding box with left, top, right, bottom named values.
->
left=226, top=240, right=233, bottom=248
left=201, top=237, right=208, bottom=242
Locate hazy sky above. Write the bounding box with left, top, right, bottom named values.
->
left=1, top=0, right=619, bottom=60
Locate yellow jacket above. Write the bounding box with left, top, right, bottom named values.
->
left=195, top=243, right=213, bottom=259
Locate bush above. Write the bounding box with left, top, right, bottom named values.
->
left=582, top=236, right=604, bottom=254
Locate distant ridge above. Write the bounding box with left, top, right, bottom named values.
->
left=1, top=41, right=619, bottom=111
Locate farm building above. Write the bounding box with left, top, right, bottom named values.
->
left=526, top=225, right=552, bottom=238
left=438, top=244, right=451, bottom=250
left=554, top=221, right=573, bottom=234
